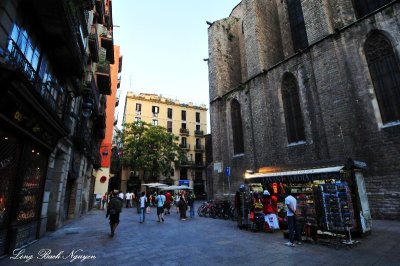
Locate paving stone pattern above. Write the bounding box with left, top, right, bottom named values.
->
left=1, top=203, right=400, bottom=266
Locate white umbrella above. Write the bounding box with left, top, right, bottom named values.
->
left=143, top=183, right=168, bottom=188
left=177, top=185, right=193, bottom=190
left=160, top=185, right=192, bottom=191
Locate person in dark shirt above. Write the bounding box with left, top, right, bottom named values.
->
left=106, top=190, right=123, bottom=237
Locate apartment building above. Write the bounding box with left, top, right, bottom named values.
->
left=0, top=0, right=118, bottom=254
left=123, top=93, right=208, bottom=196
left=93, top=45, right=122, bottom=198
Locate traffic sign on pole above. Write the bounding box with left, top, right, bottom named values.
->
left=225, top=166, right=230, bottom=177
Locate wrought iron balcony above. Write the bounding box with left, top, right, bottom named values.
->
left=17, top=0, right=87, bottom=80
left=179, top=159, right=205, bottom=168
left=104, top=0, right=113, bottom=29
left=194, top=144, right=204, bottom=151
left=89, top=25, right=100, bottom=62
left=194, top=161, right=206, bottom=167
left=6, top=39, right=72, bottom=129
left=194, top=130, right=204, bottom=136
left=100, top=27, right=114, bottom=64
left=82, top=0, right=95, bottom=10
left=179, top=143, right=190, bottom=150
left=74, top=117, right=92, bottom=153
left=6, top=39, right=36, bottom=80
left=91, top=141, right=101, bottom=169
left=179, top=159, right=194, bottom=167
left=180, top=128, right=189, bottom=136
left=82, top=70, right=99, bottom=113
left=95, top=0, right=105, bottom=24
left=96, top=59, right=111, bottom=95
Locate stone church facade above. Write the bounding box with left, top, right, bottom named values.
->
left=208, top=0, right=400, bottom=219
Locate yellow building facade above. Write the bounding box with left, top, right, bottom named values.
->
left=123, top=93, right=208, bottom=196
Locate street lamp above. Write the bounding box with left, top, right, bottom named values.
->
left=82, top=98, right=94, bottom=118
left=102, top=148, right=109, bottom=157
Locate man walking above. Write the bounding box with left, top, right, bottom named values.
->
left=125, top=191, right=131, bottom=208
left=139, top=191, right=147, bottom=223
left=164, top=191, right=172, bottom=215
left=188, top=191, right=195, bottom=218
left=106, top=190, right=123, bottom=237
left=284, top=187, right=302, bottom=247
left=156, top=191, right=166, bottom=222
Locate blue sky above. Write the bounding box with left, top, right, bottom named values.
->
left=112, top=0, right=240, bottom=129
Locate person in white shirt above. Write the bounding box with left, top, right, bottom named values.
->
left=139, top=192, right=147, bottom=223
left=284, top=188, right=302, bottom=247
left=125, top=192, right=131, bottom=208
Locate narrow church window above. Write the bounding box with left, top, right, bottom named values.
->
left=353, top=0, right=391, bottom=18
left=231, top=99, right=244, bottom=154
left=282, top=73, right=306, bottom=143
left=286, top=0, right=308, bottom=51
left=365, top=31, right=400, bottom=124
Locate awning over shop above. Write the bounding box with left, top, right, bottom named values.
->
left=245, top=165, right=345, bottom=183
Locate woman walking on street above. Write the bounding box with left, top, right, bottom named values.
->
left=178, top=191, right=188, bottom=220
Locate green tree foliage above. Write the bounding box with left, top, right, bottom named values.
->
left=120, top=121, right=183, bottom=181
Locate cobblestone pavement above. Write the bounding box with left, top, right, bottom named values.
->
left=1, top=202, right=399, bottom=266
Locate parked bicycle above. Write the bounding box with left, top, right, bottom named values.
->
left=197, top=200, right=237, bottom=220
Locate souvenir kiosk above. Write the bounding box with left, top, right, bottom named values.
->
left=237, top=159, right=372, bottom=245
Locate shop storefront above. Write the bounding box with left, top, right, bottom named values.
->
left=237, top=159, right=372, bottom=243
left=0, top=128, right=50, bottom=255
left=0, top=71, right=66, bottom=255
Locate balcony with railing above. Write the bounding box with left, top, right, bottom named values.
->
left=83, top=0, right=95, bottom=10
left=74, top=117, right=92, bottom=153
left=96, top=58, right=111, bottom=95
left=179, top=143, right=190, bottom=150
left=18, top=0, right=86, bottom=77
left=117, top=76, right=121, bottom=88
left=89, top=25, right=99, bottom=62
left=180, top=128, right=189, bottom=136
left=82, top=70, right=99, bottom=112
left=104, top=0, right=113, bottom=29
left=194, top=130, right=204, bottom=136
left=179, top=159, right=205, bottom=168
left=194, top=144, right=204, bottom=151
left=95, top=0, right=105, bottom=24
left=6, top=39, right=72, bottom=131
left=100, top=27, right=114, bottom=63
left=95, top=95, right=106, bottom=131
left=194, top=160, right=206, bottom=167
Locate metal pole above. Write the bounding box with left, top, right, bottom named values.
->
left=228, top=174, right=231, bottom=196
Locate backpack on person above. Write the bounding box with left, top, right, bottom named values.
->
left=108, top=197, right=122, bottom=215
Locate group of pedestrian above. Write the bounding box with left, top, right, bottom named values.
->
left=105, top=189, right=196, bottom=237
left=174, top=190, right=195, bottom=220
